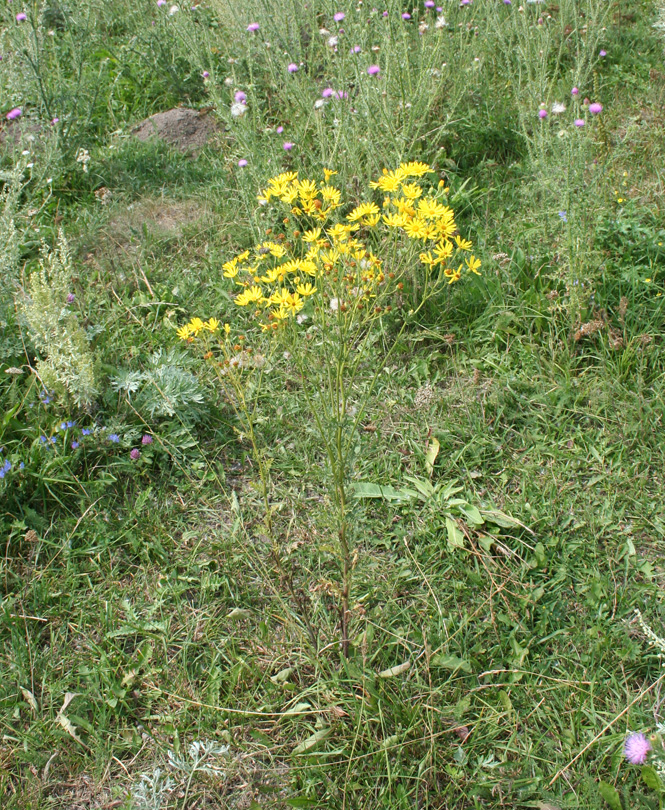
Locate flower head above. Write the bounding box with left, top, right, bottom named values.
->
left=67, top=292, right=75, bottom=303
left=6, top=108, right=22, bottom=121
left=589, top=102, right=603, bottom=115
left=624, top=733, right=651, bottom=765
left=334, top=11, right=345, bottom=21
left=287, top=63, right=299, bottom=72
left=574, top=118, right=585, bottom=127
left=425, top=1, right=435, bottom=7
left=234, top=91, right=247, bottom=104
left=202, top=70, right=209, bottom=78
left=538, top=109, right=548, bottom=119
left=571, top=86, right=579, bottom=96
left=247, top=22, right=260, bottom=32
left=238, top=158, right=248, bottom=167
left=599, top=49, right=606, bottom=57
left=142, top=435, right=153, bottom=445
left=277, top=125, right=284, bottom=134
left=16, top=13, right=27, bottom=22
left=367, top=64, right=380, bottom=76
left=130, top=448, right=140, bottom=460
left=322, top=87, right=334, bottom=98
left=402, top=12, right=411, bottom=19
left=283, top=141, right=294, bottom=151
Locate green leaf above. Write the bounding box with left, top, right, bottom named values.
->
left=351, top=482, right=413, bottom=502
left=430, top=654, right=472, bottom=673
left=285, top=798, right=319, bottom=808
left=598, top=781, right=623, bottom=810
left=446, top=516, right=465, bottom=549
left=480, top=508, right=533, bottom=532
left=292, top=727, right=331, bottom=755
left=425, top=437, right=440, bottom=477
left=641, top=765, right=662, bottom=792
left=458, top=504, right=484, bottom=526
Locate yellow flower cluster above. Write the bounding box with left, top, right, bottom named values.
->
left=177, top=163, right=480, bottom=340
left=372, top=162, right=481, bottom=284
left=177, top=317, right=225, bottom=340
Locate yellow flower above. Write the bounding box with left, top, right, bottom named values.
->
left=403, top=218, right=429, bottom=240
left=347, top=202, right=380, bottom=222
left=364, top=214, right=381, bottom=227
left=271, top=307, right=289, bottom=321
left=205, top=317, right=220, bottom=332
left=296, top=282, right=316, bottom=296
left=260, top=266, right=282, bottom=284
left=285, top=292, right=304, bottom=315
left=401, top=182, right=423, bottom=200
left=418, top=197, right=449, bottom=220
left=299, top=260, right=318, bottom=277
left=436, top=210, right=457, bottom=240
left=434, top=241, right=453, bottom=262
left=320, top=248, right=340, bottom=266
left=320, top=185, right=342, bottom=207
left=189, top=317, right=205, bottom=335
left=444, top=266, right=462, bottom=284
left=323, top=168, right=337, bottom=183
left=382, top=212, right=407, bottom=229
left=455, top=235, right=473, bottom=251
left=399, top=161, right=432, bottom=178
left=297, top=179, right=318, bottom=200
left=224, top=323, right=231, bottom=334
left=465, top=255, right=482, bottom=275
left=177, top=324, right=191, bottom=340
left=270, top=288, right=291, bottom=307
left=223, top=264, right=240, bottom=279
left=370, top=169, right=403, bottom=192
left=302, top=228, right=322, bottom=242
left=419, top=251, right=436, bottom=266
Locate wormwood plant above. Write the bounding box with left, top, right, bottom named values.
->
left=179, top=162, right=480, bottom=656
left=21, top=229, right=97, bottom=408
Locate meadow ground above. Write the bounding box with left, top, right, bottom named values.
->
left=1, top=0, right=665, bottom=808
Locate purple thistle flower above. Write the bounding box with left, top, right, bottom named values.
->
left=599, top=49, right=606, bottom=57
left=130, top=448, right=140, bottom=460
left=334, top=90, right=348, bottom=99
left=402, top=12, right=411, bottom=19
left=504, top=0, right=511, bottom=4
left=6, top=108, right=22, bottom=121
left=157, top=0, right=166, bottom=5
left=589, top=102, right=603, bottom=115
left=67, top=292, right=75, bottom=303
left=322, top=87, right=334, bottom=98
left=287, top=62, right=299, bottom=72
left=142, top=435, right=153, bottom=445
left=538, top=109, right=548, bottom=119
left=16, top=13, right=27, bottom=22
left=425, top=0, right=435, bottom=7
left=202, top=70, right=209, bottom=78
left=276, top=125, right=284, bottom=133
left=234, top=90, right=246, bottom=104
left=334, top=11, right=345, bottom=21
left=574, top=118, right=585, bottom=127
left=238, top=158, right=248, bottom=167
left=51, top=117, right=59, bottom=125
left=367, top=64, right=380, bottom=76
left=350, top=45, right=361, bottom=53
left=247, top=22, right=260, bottom=32
left=382, top=10, right=388, bottom=16
left=283, top=141, right=294, bottom=151
left=624, top=733, right=651, bottom=765
left=571, top=86, right=579, bottom=96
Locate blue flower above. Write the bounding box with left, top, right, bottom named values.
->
left=66, top=421, right=75, bottom=428
left=558, top=210, right=568, bottom=222
left=40, top=435, right=48, bottom=444
left=2, top=459, right=10, bottom=472
left=108, top=434, right=120, bottom=443
left=71, top=441, right=79, bottom=449
left=50, top=437, right=57, bottom=444
left=81, top=428, right=91, bottom=436
left=60, top=422, right=67, bottom=431
left=19, top=462, right=25, bottom=469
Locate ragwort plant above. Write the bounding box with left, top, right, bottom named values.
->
left=179, top=161, right=480, bottom=656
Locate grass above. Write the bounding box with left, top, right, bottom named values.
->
left=1, top=0, right=665, bottom=808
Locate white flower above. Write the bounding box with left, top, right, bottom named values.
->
left=224, top=77, right=234, bottom=86
left=319, top=27, right=330, bottom=35
left=435, top=15, right=447, bottom=28
left=296, top=313, right=308, bottom=324
left=329, top=298, right=339, bottom=311
left=230, top=102, right=248, bottom=117
left=551, top=101, right=566, bottom=114
left=168, top=4, right=179, bottom=14
left=314, top=98, right=327, bottom=109
left=327, top=35, right=338, bottom=47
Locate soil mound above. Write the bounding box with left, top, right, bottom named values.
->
left=132, top=107, right=220, bottom=155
